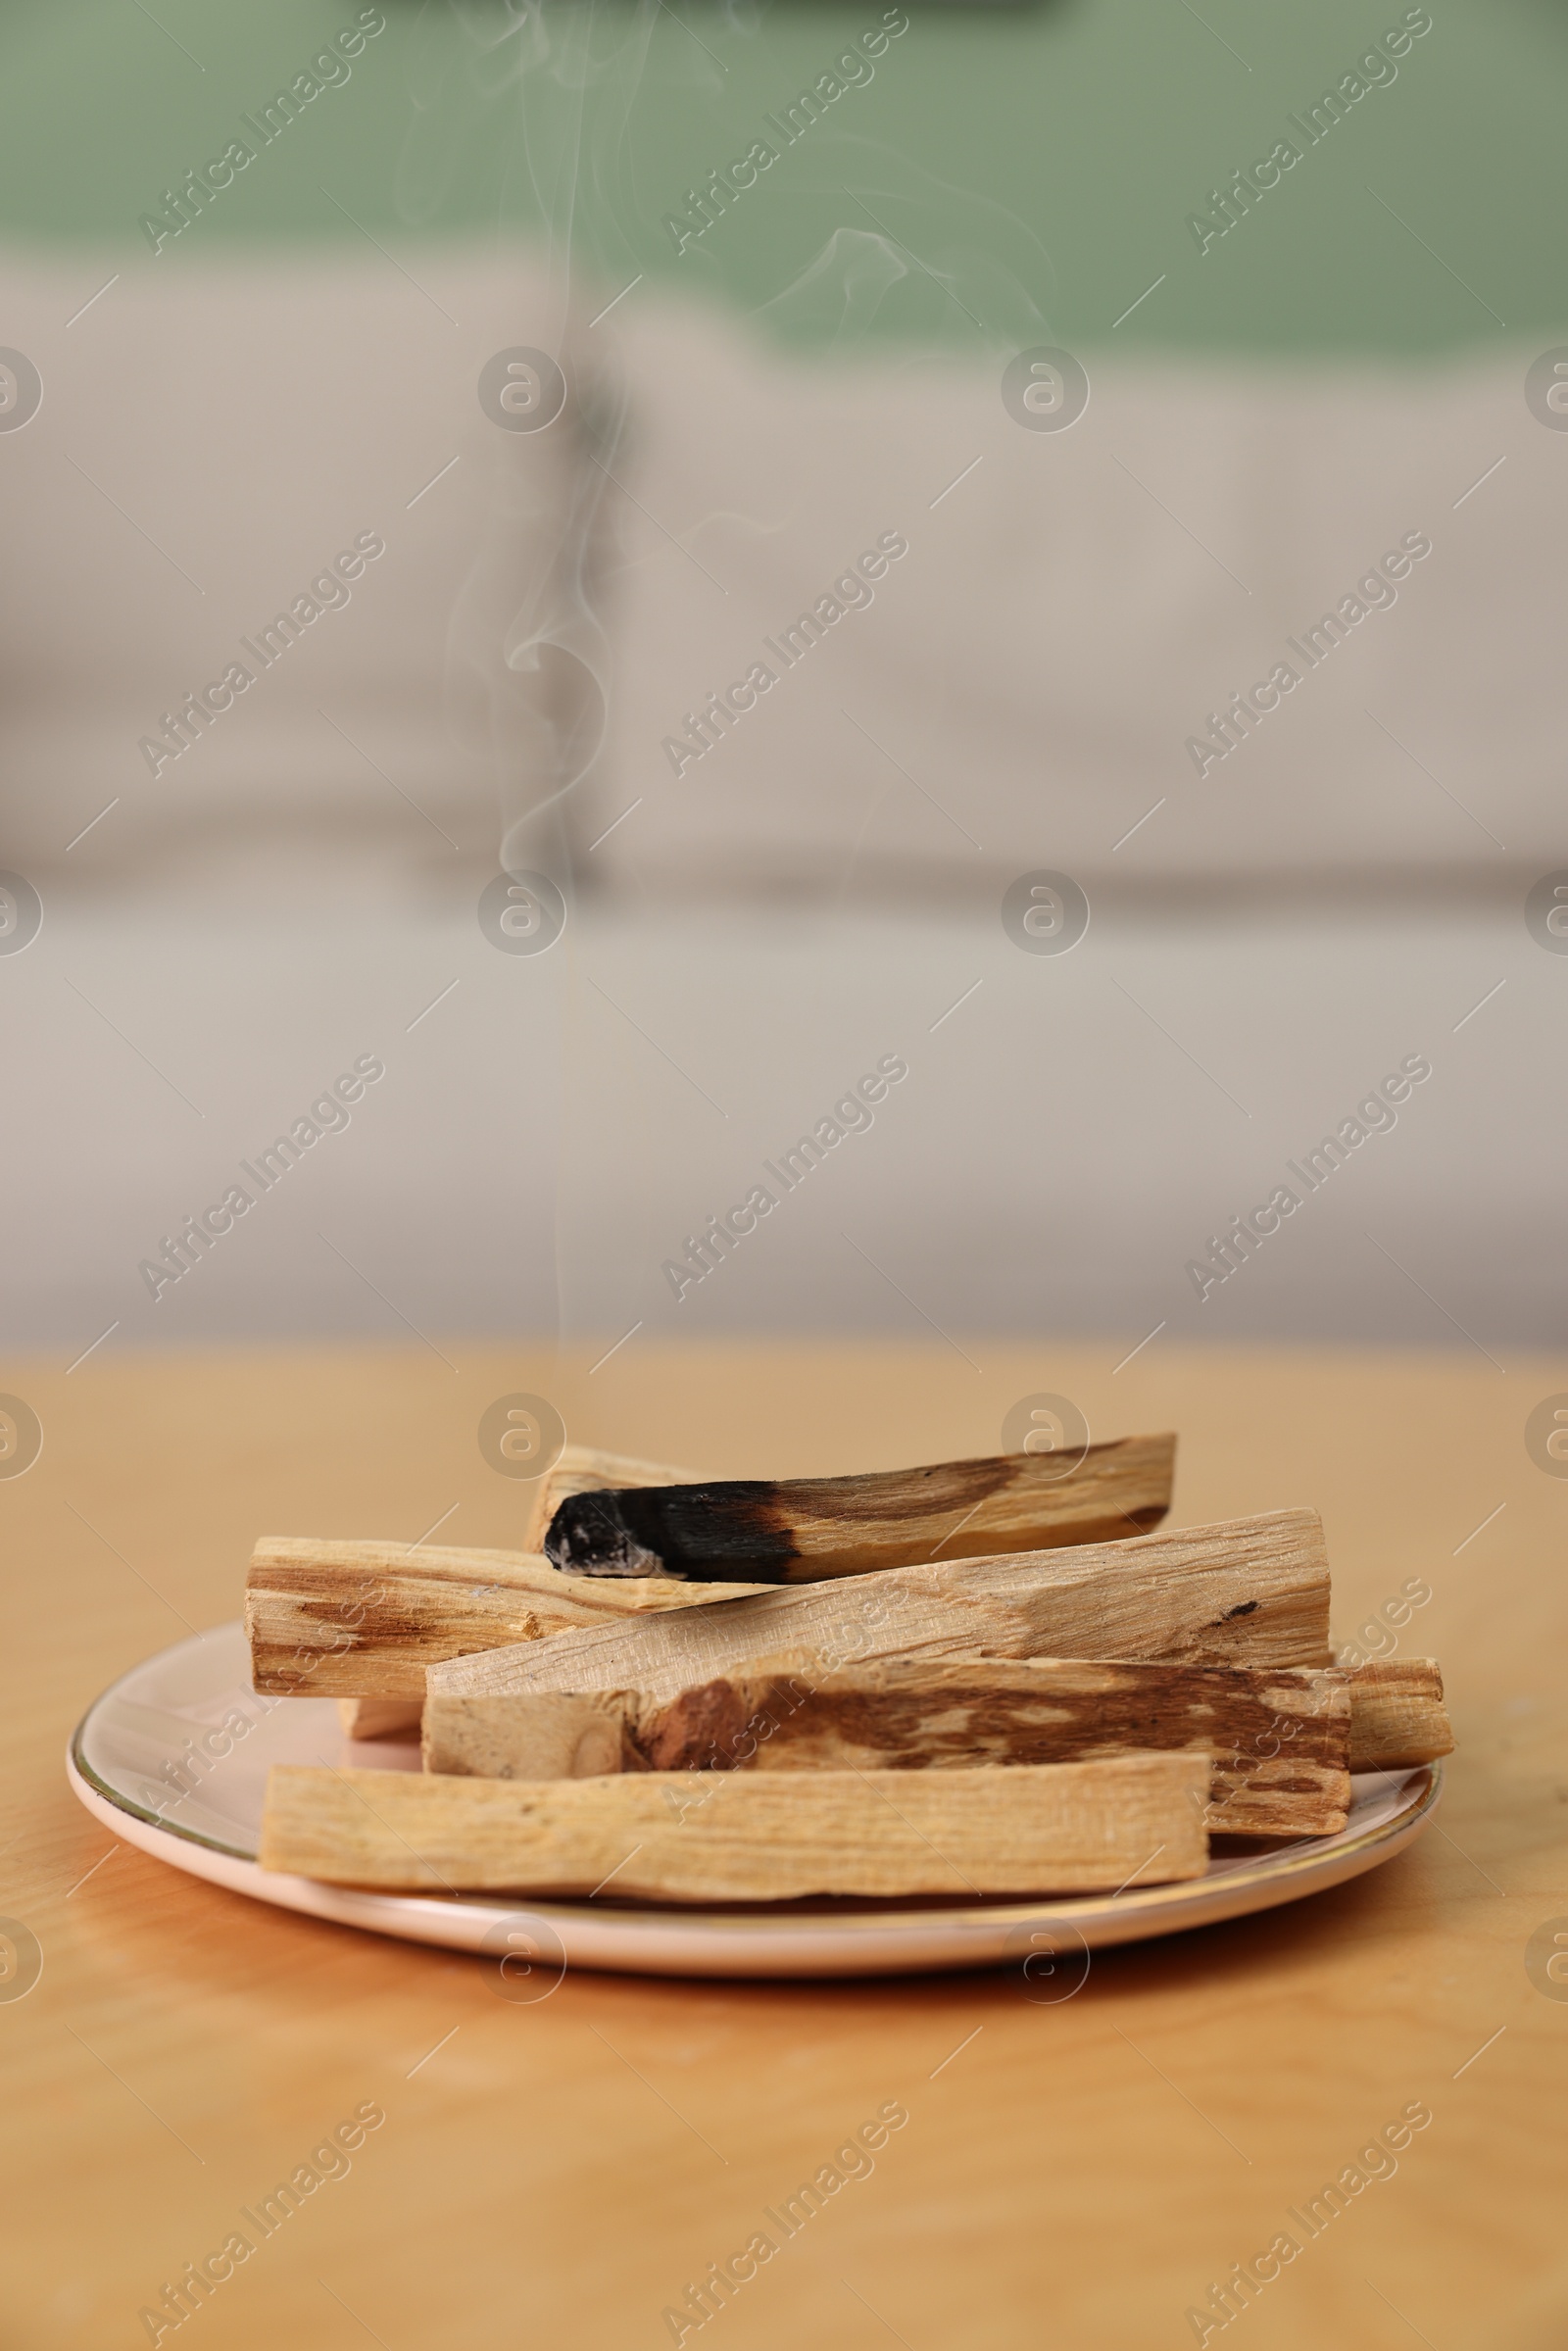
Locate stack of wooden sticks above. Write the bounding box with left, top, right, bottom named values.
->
left=252, top=1435, right=1452, bottom=1904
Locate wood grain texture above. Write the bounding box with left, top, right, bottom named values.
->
left=542, top=1431, right=1176, bottom=1581
left=521, top=1444, right=704, bottom=1552
left=429, top=1508, right=1333, bottom=1705
left=244, top=1538, right=768, bottom=1698
left=422, top=1656, right=1354, bottom=1835
left=259, top=1753, right=1211, bottom=1899
left=1347, top=1657, right=1453, bottom=1769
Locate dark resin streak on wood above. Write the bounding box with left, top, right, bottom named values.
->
left=624, top=1668, right=1348, bottom=1782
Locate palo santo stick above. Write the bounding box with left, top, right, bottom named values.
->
left=336, top=1697, right=422, bottom=1742
left=429, top=1509, right=1334, bottom=1708
left=250, top=1451, right=715, bottom=1699
left=422, top=1656, right=1354, bottom=1837
left=245, top=1539, right=768, bottom=1700
left=259, top=1754, right=1210, bottom=1901
left=1346, top=1659, right=1452, bottom=1771
left=522, top=1445, right=704, bottom=1554
left=542, top=1432, right=1175, bottom=1582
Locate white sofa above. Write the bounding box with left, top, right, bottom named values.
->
left=1, top=243, right=1557, bottom=1356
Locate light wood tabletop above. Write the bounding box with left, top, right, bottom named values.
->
left=4, top=1337, right=1565, bottom=2351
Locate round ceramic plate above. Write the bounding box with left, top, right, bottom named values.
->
left=68, top=1624, right=1442, bottom=1980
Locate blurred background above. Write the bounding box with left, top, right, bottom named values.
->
left=1, top=0, right=1563, bottom=1365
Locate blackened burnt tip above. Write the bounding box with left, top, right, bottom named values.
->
left=543, top=1492, right=648, bottom=1577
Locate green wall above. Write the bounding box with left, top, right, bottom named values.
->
left=2, top=0, right=1560, bottom=354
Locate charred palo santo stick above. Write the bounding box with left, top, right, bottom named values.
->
left=426, top=1657, right=1351, bottom=1836
left=245, top=1539, right=768, bottom=1699
left=430, top=1508, right=1333, bottom=1706
left=522, top=1445, right=704, bottom=1554
left=1347, top=1659, right=1452, bottom=1771
left=543, top=1432, right=1175, bottom=1583
left=260, top=1753, right=1210, bottom=1901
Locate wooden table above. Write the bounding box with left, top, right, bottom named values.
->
left=4, top=1339, right=1565, bottom=2350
